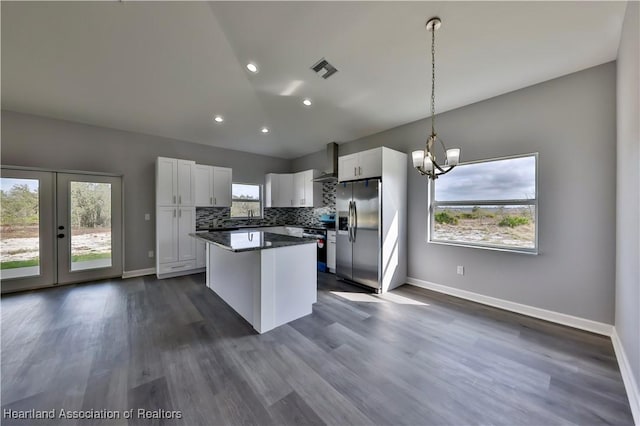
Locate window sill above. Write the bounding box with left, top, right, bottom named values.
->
left=428, top=239, right=539, bottom=255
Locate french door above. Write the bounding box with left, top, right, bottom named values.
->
left=1, top=168, right=122, bottom=293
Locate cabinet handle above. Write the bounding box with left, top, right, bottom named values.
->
left=173, top=195, right=176, bottom=204
left=173, top=209, right=176, bottom=217
left=210, top=197, right=213, bottom=205
left=169, top=264, right=187, bottom=270
left=359, top=166, right=362, bottom=175
left=290, top=200, right=293, bottom=206
left=178, top=209, right=182, bottom=218
left=354, top=167, right=357, bottom=176
left=214, top=197, right=217, bottom=205
left=179, top=195, right=182, bottom=204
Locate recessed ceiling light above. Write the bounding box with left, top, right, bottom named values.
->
left=214, top=115, right=224, bottom=123
left=246, top=63, right=258, bottom=73
left=261, top=127, right=269, bottom=133
left=302, top=98, right=312, bottom=106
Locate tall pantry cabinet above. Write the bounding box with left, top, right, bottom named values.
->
left=156, top=157, right=199, bottom=278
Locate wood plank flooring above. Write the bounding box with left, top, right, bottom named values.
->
left=1, top=273, right=633, bottom=425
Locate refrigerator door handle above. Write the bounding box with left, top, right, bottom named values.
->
left=353, top=201, right=358, bottom=242
left=347, top=201, right=353, bottom=242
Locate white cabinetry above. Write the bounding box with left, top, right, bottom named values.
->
left=156, top=157, right=200, bottom=278
left=265, top=174, right=294, bottom=207
left=327, top=230, right=336, bottom=272
left=195, top=165, right=232, bottom=207
left=157, top=206, right=178, bottom=263
left=266, top=170, right=321, bottom=207
left=156, top=157, right=195, bottom=206
left=338, top=148, right=383, bottom=182
left=196, top=239, right=206, bottom=268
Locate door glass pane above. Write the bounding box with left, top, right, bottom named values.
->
left=70, top=181, right=112, bottom=271
left=0, top=178, right=40, bottom=279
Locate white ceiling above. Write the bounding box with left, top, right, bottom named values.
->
left=1, top=1, right=627, bottom=159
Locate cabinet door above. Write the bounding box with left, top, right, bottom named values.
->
left=278, top=174, right=294, bottom=207
left=157, top=157, right=177, bottom=205
left=303, top=170, right=323, bottom=207
left=157, top=206, right=178, bottom=263
left=327, top=241, right=336, bottom=270
left=196, top=240, right=206, bottom=268
left=358, top=148, right=382, bottom=179
left=177, top=207, right=196, bottom=261
left=212, top=167, right=232, bottom=207
left=177, top=160, right=195, bottom=206
left=293, top=172, right=306, bottom=207
left=338, top=154, right=358, bottom=182
left=195, top=165, right=213, bottom=207
left=265, top=174, right=277, bottom=208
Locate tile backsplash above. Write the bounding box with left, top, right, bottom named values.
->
left=196, top=181, right=336, bottom=230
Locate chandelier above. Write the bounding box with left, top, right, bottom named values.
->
left=412, top=17, right=460, bottom=179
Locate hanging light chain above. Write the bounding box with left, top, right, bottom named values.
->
left=431, top=22, right=436, bottom=137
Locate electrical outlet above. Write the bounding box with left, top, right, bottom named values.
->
left=144, top=213, right=151, bottom=221
left=148, top=250, right=154, bottom=258
left=457, top=265, right=464, bottom=275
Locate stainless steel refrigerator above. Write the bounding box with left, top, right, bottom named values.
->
left=336, top=179, right=381, bottom=292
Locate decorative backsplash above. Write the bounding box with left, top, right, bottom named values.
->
left=196, top=181, right=337, bottom=230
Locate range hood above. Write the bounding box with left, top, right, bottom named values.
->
left=312, top=142, right=339, bottom=182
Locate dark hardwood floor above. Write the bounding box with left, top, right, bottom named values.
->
left=1, top=273, right=633, bottom=425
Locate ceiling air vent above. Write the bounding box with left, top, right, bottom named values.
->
left=311, top=58, right=338, bottom=79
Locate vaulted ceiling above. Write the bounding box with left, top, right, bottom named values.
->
left=1, top=1, right=627, bottom=159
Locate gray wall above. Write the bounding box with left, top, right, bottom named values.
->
left=294, top=63, right=617, bottom=324
left=615, top=1, right=640, bottom=395
left=0, top=110, right=290, bottom=271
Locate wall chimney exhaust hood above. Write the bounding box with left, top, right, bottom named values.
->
left=312, top=142, right=339, bottom=182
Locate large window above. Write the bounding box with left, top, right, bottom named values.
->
left=429, top=153, right=538, bottom=253
left=230, top=183, right=262, bottom=218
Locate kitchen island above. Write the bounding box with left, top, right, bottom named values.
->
left=191, top=230, right=317, bottom=333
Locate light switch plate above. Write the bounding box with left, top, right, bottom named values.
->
left=148, top=250, right=154, bottom=258
left=457, top=265, right=464, bottom=275
left=144, top=213, right=151, bottom=221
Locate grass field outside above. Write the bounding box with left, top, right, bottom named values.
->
left=1, top=226, right=111, bottom=270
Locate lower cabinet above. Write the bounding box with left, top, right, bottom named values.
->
left=156, top=206, right=197, bottom=277
left=196, top=240, right=206, bottom=268
left=327, top=230, right=336, bottom=272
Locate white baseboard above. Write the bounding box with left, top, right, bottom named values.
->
left=405, top=277, right=614, bottom=336
left=122, top=268, right=156, bottom=279
left=612, top=329, right=640, bottom=425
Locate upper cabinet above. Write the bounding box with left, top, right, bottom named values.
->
left=265, top=170, right=321, bottom=208
left=212, top=167, right=232, bottom=207
left=338, top=148, right=383, bottom=182
left=294, top=170, right=322, bottom=207
left=266, top=173, right=294, bottom=207
left=157, top=157, right=195, bottom=206
left=194, top=165, right=232, bottom=207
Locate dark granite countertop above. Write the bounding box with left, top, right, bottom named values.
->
left=195, top=224, right=332, bottom=232
left=190, top=230, right=316, bottom=252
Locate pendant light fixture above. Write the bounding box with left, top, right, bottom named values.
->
left=412, top=17, right=460, bottom=179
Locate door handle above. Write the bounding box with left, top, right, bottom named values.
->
left=347, top=201, right=353, bottom=242
left=57, top=233, right=65, bottom=239
left=353, top=201, right=358, bottom=242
